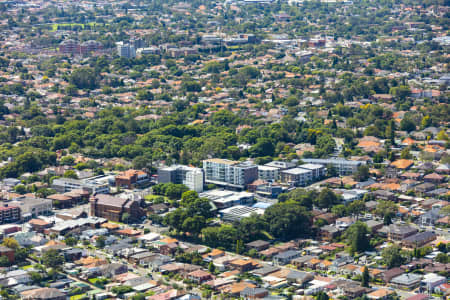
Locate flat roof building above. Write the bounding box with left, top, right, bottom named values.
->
left=219, top=205, right=265, bottom=222
left=203, top=159, right=257, bottom=190
left=302, top=158, right=365, bottom=176
left=199, top=190, right=254, bottom=209
left=280, top=168, right=313, bottom=186
left=158, top=165, right=204, bottom=192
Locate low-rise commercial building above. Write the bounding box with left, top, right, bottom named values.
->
left=1, top=197, right=52, bottom=221
left=199, top=190, right=254, bottom=209
left=219, top=205, right=264, bottom=222
left=52, top=178, right=110, bottom=194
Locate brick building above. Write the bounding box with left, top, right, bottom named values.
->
left=0, top=246, right=14, bottom=263
left=89, top=194, right=143, bottom=222
left=0, top=205, right=20, bottom=224
left=115, top=169, right=150, bottom=189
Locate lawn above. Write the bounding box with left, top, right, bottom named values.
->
left=144, top=194, right=168, bottom=203
left=50, top=22, right=105, bottom=32
left=88, top=278, right=100, bottom=284
left=70, top=294, right=87, bottom=300
left=21, top=265, right=33, bottom=270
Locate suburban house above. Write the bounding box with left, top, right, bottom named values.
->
left=273, top=250, right=301, bottom=265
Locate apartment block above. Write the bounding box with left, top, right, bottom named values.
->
left=51, top=178, right=110, bottom=194
left=117, top=41, right=136, bottom=59
left=203, top=159, right=258, bottom=189
left=302, top=158, right=365, bottom=176
left=257, top=165, right=279, bottom=181
left=280, top=168, right=313, bottom=186
left=158, top=165, right=204, bottom=192
left=0, top=205, right=20, bottom=224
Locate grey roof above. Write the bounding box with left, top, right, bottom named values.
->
left=365, top=220, right=383, bottom=228
left=388, top=224, right=418, bottom=235
left=264, top=161, right=297, bottom=169
left=240, top=287, right=268, bottom=297
left=251, top=265, right=280, bottom=276
left=281, top=168, right=311, bottom=175
left=246, top=240, right=270, bottom=247
left=391, top=273, right=422, bottom=285
left=286, top=270, right=313, bottom=282
left=22, top=287, right=66, bottom=299
left=403, top=231, right=436, bottom=244
left=274, top=250, right=300, bottom=259
left=291, top=255, right=314, bottom=264
left=94, top=194, right=128, bottom=207
left=302, top=158, right=363, bottom=166
left=321, top=225, right=339, bottom=233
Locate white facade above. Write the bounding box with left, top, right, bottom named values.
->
left=117, top=42, right=136, bottom=59
left=184, top=169, right=204, bottom=193
left=257, top=165, right=279, bottom=181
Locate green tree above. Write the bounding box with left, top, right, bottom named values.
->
left=63, top=170, right=78, bottom=179
left=400, top=118, right=416, bottom=132
left=375, top=201, right=397, bottom=218
left=42, top=249, right=64, bottom=269
left=400, top=148, right=412, bottom=159
left=60, top=156, right=75, bottom=166
left=165, top=183, right=189, bottom=200
left=347, top=200, right=366, bottom=218
left=29, top=271, right=43, bottom=284
left=14, top=184, right=27, bottom=194
left=0, top=256, right=9, bottom=267
left=111, top=286, right=133, bottom=295
left=201, top=224, right=237, bottom=249
left=180, top=190, right=199, bottom=207
left=14, top=247, right=30, bottom=262
left=182, top=215, right=206, bottom=237
left=435, top=253, right=448, bottom=263
left=383, top=213, right=393, bottom=225
left=354, top=165, right=370, bottom=182
left=70, top=67, right=98, bottom=89
left=264, top=202, right=311, bottom=241
left=164, top=208, right=187, bottom=233
left=96, top=236, right=106, bottom=248
left=346, top=221, right=370, bottom=255
left=121, top=213, right=130, bottom=224
left=136, top=89, right=154, bottom=101
left=236, top=239, right=244, bottom=254
left=2, top=237, right=19, bottom=250
left=131, top=293, right=146, bottom=300
left=382, top=245, right=405, bottom=268
left=390, top=85, right=410, bottom=100
left=361, top=266, right=370, bottom=287
left=315, top=188, right=339, bottom=209
left=237, top=213, right=267, bottom=242
left=249, top=138, right=275, bottom=157
left=316, top=291, right=329, bottom=300
left=421, top=116, right=431, bottom=129
left=65, top=237, right=77, bottom=246
left=436, top=130, right=448, bottom=141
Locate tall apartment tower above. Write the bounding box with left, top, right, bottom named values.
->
left=116, top=41, right=136, bottom=59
